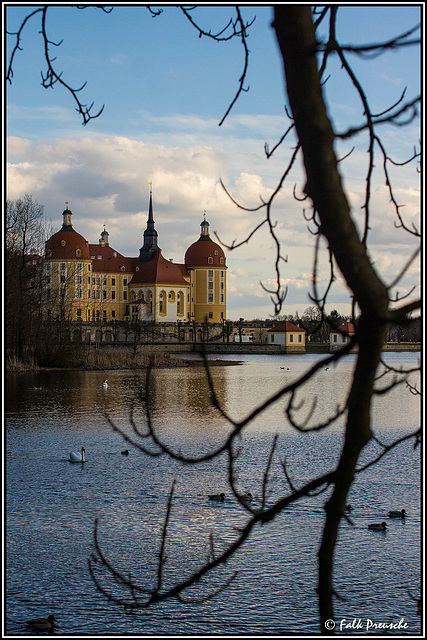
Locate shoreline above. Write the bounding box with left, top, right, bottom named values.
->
left=6, top=344, right=419, bottom=374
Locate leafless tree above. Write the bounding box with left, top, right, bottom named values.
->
left=6, top=5, right=421, bottom=633
left=6, top=194, right=50, bottom=362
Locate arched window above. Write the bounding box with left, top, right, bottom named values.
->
left=177, top=291, right=184, bottom=316
left=159, top=290, right=167, bottom=316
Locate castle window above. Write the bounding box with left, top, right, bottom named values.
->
left=208, top=282, right=213, bottom=290
left=159, top=290, right=167, bottom=316
left=121, top=266, right=125, bottom=271
left=112, top=278, right=116, bottom=286
left=123, top=291, right=127, bottom=300
left=208, top=257, right=213, bottom=264
left=208, top=270, right=213, bottom=277
left=209, top=312, right=213, bottom=319
left=61, top=240, right=66, bottom=247
left=112, top=291, right=116, bottom=300
left=214, top=250, right=218, bottom=255
left=208, top=294, right=213, bottom=303
left=60, top=263, right=66, bottom=271
left=76, top=249, right=81, bottom=257
left=220, top=258, right=223, bottom=264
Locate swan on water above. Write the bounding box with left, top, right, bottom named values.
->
left=26, top=615, right=57, bottom=631
left=69, top=447, right=85, bottom=463
left=103, top=379, right=108, bottom=388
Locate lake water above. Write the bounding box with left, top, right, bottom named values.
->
left=5, top=352, right=422, bottom=636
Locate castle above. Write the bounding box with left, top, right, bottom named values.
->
left=44, top=189, right=227, bottom=326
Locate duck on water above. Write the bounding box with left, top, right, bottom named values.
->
left=26, top=615, right=58, bottom=631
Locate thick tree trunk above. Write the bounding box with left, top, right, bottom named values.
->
left=272, top=6, right=390, bottom=632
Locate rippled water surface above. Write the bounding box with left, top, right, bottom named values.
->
left=6, top=353, right=421, bottom=636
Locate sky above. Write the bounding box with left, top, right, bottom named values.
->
left=5, top=3, right=421, bottom=321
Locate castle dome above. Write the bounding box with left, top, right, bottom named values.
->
left=45, top=229, right=90, bottom=260
left=45, top=205, right=90, bottom=259
left=185, top=215, right=226, bottom=268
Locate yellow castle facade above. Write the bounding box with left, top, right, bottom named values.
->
left=44, top=191, right=227, bottom=325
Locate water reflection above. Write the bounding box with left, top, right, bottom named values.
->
left=6, top=353, right=421, bottom=635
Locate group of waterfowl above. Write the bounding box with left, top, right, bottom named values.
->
left=209, top=491, right=253, bottom=503
left=68, top=446, right=129, bottom=463
left=367, top=508, right=407, bottom=531
left=346, top=503, right=407, bottom=531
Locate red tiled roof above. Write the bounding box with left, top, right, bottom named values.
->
left=336, top=322, right=355, bottom=334
left=129, top=251, right=189, bottom=286
left=88, top=244, right=137, bottom=273
left=268, top=321, right=305, bottom=333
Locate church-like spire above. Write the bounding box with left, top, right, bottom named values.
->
left=139, top=183, right=161, bottom=261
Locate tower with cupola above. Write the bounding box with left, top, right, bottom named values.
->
left=185, top=213, right=227, bottom=322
